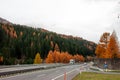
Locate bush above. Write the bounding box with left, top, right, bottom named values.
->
left=3, top=58, right=15, bottom=65
left=23, top=58, right=33, bottom=64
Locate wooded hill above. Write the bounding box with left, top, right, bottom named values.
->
left=0, top=17, right=96, bottom=64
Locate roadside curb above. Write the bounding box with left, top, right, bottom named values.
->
left=90, top=66, right=120, bottom=73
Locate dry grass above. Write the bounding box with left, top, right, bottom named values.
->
left=72, top=72, right=120, bottom=80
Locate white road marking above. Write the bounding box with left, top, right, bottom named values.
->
left=55, top=70, right=61, bottom=73
left=51, top=73, right=64, bottom=80
left=51, top=68, right=77, bottom=80
left=51, top=63, right=91, bottom=80
left=37, top=74, right=46, bottom=77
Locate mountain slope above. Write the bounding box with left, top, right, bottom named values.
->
left=0, top=17, right=12, bottom=25
left=0, top=17, right=96, bottom=64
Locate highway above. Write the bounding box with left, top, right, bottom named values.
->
left=0, top=63, right=90, bottom=80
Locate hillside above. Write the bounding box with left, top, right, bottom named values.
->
left=0, top=17, right=12, bottom=25
left=0, top=17, right=96, bottom=64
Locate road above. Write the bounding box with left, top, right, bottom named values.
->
left=0, top=64, right=66, bottom=74
left=0, top=63, right=90, bottom=80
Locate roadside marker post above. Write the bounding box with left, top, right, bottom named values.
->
left=80, top=70, right=82, bottom=74
left=80, top=67, right=83, bottom=74
left=64, top=72, right=66, bottom=80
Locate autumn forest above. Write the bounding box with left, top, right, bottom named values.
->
left=0, top=18, right=96, bottom=65
left=0, top=17, right=120, bottom=65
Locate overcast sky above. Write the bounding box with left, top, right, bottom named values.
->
left=0, top=0, right=120, bottom=43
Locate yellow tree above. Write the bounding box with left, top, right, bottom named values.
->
left=34, top=52, right=42, bottom=64
left=105, top=31, right=120, bottom=58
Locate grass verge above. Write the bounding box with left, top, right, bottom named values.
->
left=72, top=72, right=120, bottom=80
left=109, top=70, right=120, bottom=73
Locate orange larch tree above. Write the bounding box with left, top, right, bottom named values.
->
left=74, top=54, right=85, bottom=62
left=59, top=52, right=66, bottom=63
left=63, top=52, right=72, bottom=63
left=105, top=31, right=120, bottom=58
left=95, top=32, right=110, bottom=58
left=46, top=50, right=54, bottom=63
left=95, top=44, right=107, bottom=58
left=46, top=50, right=85, bottom=63
left=59, top=52, right=72, bottom=63
left=96, top=31, right=120, bottom=58
left=53, top=50, right=61, bottom=63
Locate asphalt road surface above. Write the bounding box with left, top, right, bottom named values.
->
left=0, top=63, right=90, bottom=80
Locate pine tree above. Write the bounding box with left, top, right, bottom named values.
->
left=54, top=43, right=60, bottom=51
